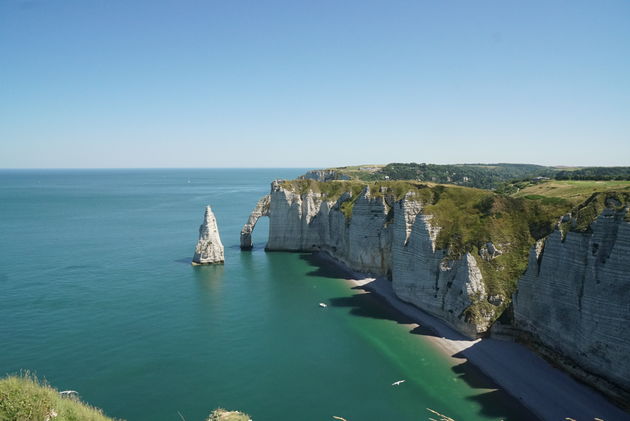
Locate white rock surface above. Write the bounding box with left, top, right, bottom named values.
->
left=240, top=195, right=270, bottom=249
left=244, top=181, right=487, bottom=336
left=242, top=182, right=630, bottom=405
left=513, top=206, right=630, bottom=404
left=192, top=206, right=224, bottom=265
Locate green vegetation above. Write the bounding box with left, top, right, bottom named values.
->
left=280, top=177, right=630, bottom=326
left=306, top=163, right=630, bottom=190
left=555, top=166, right=630, bottom=180
left=558, top=191, right=630, bottom=235
left=422, top=185, right=573, bottom=312
left=0, top=373, right=118, bottom=421
left=510, top=179, right=630, bottom=205
left=318, top=162, right=556, bottom=189
left=278, top=179, right=597, bottom=325
left=0, top=373, right=253, bottom=421
left=207, top=408, right=251, bottom=421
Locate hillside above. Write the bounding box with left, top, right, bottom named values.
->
left=300, top=163, right=630, bottom=190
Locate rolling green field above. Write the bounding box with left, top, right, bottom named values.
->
left=513, top=180, right=630, bottom=204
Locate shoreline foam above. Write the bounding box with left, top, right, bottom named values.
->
left=314, top=251, right=630, bottom=421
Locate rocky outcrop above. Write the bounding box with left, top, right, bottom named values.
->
left=264, top=181, right=392, bottom=274
left=513, top=205, right=630, bottom=405
left=192, top=206, right=224, bottom=265
left=240, top=195, right=270, bottom=250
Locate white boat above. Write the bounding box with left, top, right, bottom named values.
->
left=319, top=302, right=328, bottom=308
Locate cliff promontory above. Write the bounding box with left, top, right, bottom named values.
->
left=242, top=179, right=572, bottom=336
left=241, top=179, right=630, bottom=405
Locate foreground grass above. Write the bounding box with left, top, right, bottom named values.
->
left=0, top=374, right=252, bottom=421
left=0, top=374, right=117, bottom=421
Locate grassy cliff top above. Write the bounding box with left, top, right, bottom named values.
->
left=276, top=178, right=629, bottom=325
left=0, top=374, right=118, bottom=421
left=207, top=408, right=251, bottom=421
left=512, top=179, right=630, bottom=204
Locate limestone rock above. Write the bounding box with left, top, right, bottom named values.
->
left=298, top=169, right=350, bottom=182
left=242, top=182, right=630, bottom=403
left=243, top=181, right=490, bottom=336
left=240, top=195, right=270, bottom=250
left=192, top=206, right=224, bottom=265
left=513, top=205, right=630, bottom=404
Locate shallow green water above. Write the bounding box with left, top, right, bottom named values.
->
left=0, top=169, right=534, bottom=421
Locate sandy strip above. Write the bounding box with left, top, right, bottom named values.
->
left=316, top=252, right=630, bottom=421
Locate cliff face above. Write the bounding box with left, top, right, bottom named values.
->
left=242, top=182, right=630, bottom=403
left=265, top=181, right=392, bottom=275
left=249, top=181, right=492, bottom=336
left=513, top=204, right=630, bottom=403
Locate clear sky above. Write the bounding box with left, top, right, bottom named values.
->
left=1, top=0, right=629, bottom=168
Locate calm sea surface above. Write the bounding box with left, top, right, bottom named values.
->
left=0, top=169, right=534, bottom=421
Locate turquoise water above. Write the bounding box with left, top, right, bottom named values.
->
left=0, top=169, right=534, bottom=421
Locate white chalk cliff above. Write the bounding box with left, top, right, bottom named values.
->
left=192, top=206, right=224, bottom=265
left=243, top=181, right=491, bottom=336
left=513, top=204, right=630, bottom=404
left=241, top=182, right=630, bottom=404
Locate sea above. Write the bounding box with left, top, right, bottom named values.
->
left=0, top=169, right=535, bottom=421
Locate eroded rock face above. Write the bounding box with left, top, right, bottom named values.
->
left=192, top=206, right=224, bottom=265
left=242, top=182, right=630, bottom=402
left=244, top=181, right=488, bottom=336
left=513, top=206, right=630, bottom=403
left=265, top=181, right=392, bottom=274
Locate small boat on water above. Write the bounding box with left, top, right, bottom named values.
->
left=319, top=302, right=328, bottom=308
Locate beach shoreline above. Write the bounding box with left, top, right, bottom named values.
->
left=313, top=251, right=630, bottom=421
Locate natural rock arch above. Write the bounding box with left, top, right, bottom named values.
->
left=240, top=195, right=271, bottom=250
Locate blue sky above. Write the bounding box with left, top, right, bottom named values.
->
left=1, top=0, right=629, bottom=168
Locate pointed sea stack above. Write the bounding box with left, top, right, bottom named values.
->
left=192, top=206, right=225, bottom=265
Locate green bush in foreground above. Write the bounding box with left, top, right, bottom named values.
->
left=0, top=374, right=252, bottom=421
left=0, top=373, right=116, bottom=421
left=207, top=408, right=251, bottom=421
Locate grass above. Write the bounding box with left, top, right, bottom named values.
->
left=0, top=373, right=253, bottom=421
left=0, top=373, right=118, bottom=421
left=423, top=185, right=573, bottom=320
left=207, top=408, right=251, bottom=421
left=279, top=179, right=576, bottom=326
left=513, top=180, right=630, bottom=204
left=279, top=179, right=630, bottom=327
